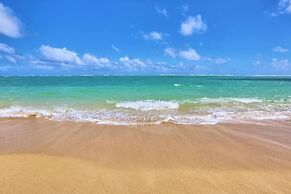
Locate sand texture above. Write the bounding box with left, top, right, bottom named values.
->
left=0, top=118, right=291, bottom=193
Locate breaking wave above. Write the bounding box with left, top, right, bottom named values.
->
left=0, top=97, right=290, bottom=125
left=115, top=100, right=179, bottom=111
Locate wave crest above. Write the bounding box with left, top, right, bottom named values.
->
left=115, top=100, right=179, bottom=111
left=0, top=97, right=290, bottom=125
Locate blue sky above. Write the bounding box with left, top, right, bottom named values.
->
left=0, top=0, right=291, bottom=75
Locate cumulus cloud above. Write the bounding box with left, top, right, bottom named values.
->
left=36, top=46, right=169, bottom=72
left=39, top=45, right=83, bottom=65
left=178, top=48, right=201, bottom=61
left=38, top=46, right=114, bottom=69
left=156, top=7, right=168, bottom=17
left=164, top=47, right=177, bottom=58
left=118, top=57, right=172, bottom=72
left=164, top=47, right=202, bottom=61
left=278, top=0, right=291, bottom=14
left=83, top=53, right=111, bottom=67
left=0, top=3, right=23, bottom=38
left=0, top=42, right=15, bottom=54
left=0, top=42, right=174, bottom=73
left=119, top=56, right=146, bottom=67
left=180, top=15, right=207, bottom=36
left=143, top=31, right=163, bottom=40
left=273, top=46, right=289, bottom=53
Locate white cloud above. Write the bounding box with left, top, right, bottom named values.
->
left=83, top=53, right=111, bottom=67
left=180, top=15, right=207, bottom=36
left=143, top=31, right=163, bottom=40
left=0, top=42, right=15, bottom=54
left=5, top=55, right=16, bottom=63
left=156, top=7, right=168, bottom=17
left=278, top=0, right=291, bottom=14
left=39, top=45, right=83, bottom=65
left=116, top=57, right=172, bottom=72
left=273, top=46, right=289, bottom=53
left=119, top=56, right=146, bottom=67
left=36, top=46, right=161, bottom=71
left=164, top=47, right=177, bottom=58
left=178, top=48, right=201, bottom=61
left=0, top=42, right=19, bottom=63
left=38, top=48, right=113, bottom=69
left=0, top=3, right=22, bottom=38
left=272, top=58, right=290, bottom=69
left=112, top=44, right=120, bottom=52
left=164, top=47, right=203, bottom=61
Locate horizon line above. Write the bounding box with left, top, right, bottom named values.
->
left=1, top=74, right=291, bottom=77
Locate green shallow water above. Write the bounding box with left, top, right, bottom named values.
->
left=1, top=76, right=291, bottom=104
left=0, top=76, right=290, bottom=124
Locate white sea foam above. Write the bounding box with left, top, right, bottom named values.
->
left=198, top=97, right=263, bottom=104
left=0, top=106, right=51, bottom=118
left=0, top=97, right=290, bottom=125
left=174, top=84, right=181, bottom=87
left=115, top=100, right=179, bottom=111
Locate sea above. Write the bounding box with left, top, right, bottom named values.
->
left=0, top=76, right=290, bottom=125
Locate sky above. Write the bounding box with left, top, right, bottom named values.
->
left=0, top=0, right=291, bottom=75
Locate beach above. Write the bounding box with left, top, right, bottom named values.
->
left=1, top=76, right=291, bottom=193
left=1, top=118, right=291, bottom=193
left=1, top=0, right=291, bottom=192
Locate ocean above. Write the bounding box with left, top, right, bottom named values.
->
left=0, top=76, right=290, bottom=125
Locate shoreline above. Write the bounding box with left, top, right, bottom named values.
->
left=1, top=113, right=290, bottom=126
left=1, top=118, right=291, bottom=193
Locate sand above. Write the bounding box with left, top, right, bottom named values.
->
left=0, top=118, right=291, bottom=193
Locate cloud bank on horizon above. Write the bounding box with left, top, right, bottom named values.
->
left=0, top=0, right=290, bottom=75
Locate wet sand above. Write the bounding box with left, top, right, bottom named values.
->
left=0, top=118, right=291, bottom=193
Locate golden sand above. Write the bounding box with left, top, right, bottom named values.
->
left=0, top=118, right=291, bottom=193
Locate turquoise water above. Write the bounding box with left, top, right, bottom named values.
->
left=0, top=76, right=290, bottom=124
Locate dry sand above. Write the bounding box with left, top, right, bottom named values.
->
left=0, top=118, right=291, bottom=193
